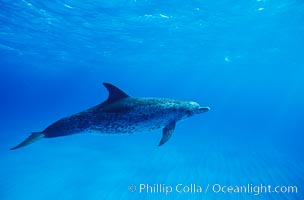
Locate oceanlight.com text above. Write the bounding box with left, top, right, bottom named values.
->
left=128, top=183, right=298, bottom=196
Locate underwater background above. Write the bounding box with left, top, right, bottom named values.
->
left=1, top=0, right=303, bottom=199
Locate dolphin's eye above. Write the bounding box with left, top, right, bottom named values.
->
left=186, top=110, right=192, bottom=115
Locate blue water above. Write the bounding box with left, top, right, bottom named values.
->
left=1, top=0, right=304, bottom=199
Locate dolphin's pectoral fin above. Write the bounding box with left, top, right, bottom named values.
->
left=10, top=132, right=45, bottom=150
left=158, top=121, right=176, bottom=146
left=102, top=83, right=130, bottom=105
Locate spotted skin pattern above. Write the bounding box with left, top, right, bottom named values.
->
left=43, top=98, right=196, bottom=137
left=10, top=83, right=210, bottom=150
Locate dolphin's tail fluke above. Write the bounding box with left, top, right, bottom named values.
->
left=10, top=132, right=45, bottom=150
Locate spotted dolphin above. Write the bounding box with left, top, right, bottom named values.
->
left=10, top=83, right=210, bottom=150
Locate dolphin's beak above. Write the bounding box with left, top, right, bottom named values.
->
left=199, top=107, right=210, bottom=113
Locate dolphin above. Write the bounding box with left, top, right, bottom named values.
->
left=10, top=83, right=210, bottom=150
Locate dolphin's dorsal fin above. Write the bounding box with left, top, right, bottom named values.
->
left=103, top=83, right=130, bottom=104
